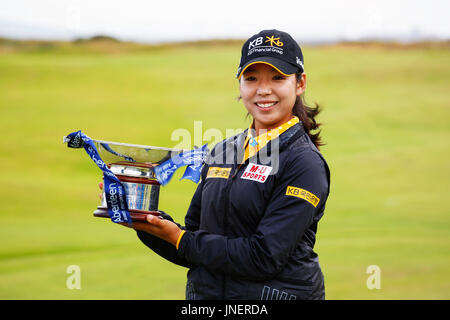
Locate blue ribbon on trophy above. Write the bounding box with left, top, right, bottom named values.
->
left=153, top=143, right=208, bottom=186
left=64, top=130, right=132, bottom=225
left=64, top=130, right=208, bottom=224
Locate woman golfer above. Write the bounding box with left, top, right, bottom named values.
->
left=116, top=29, right=330, bottom=300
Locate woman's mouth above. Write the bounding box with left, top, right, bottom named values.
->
left=255, top=101, right=278, bottom=109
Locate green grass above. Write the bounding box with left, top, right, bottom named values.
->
left=0, top=40, right=449, bottom=299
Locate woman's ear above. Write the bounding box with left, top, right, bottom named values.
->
left=296, top=73, right=307, bottom=96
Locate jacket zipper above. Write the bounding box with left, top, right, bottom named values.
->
left=221, top=138, right=244, bottom=298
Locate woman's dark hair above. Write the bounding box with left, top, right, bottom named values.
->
left=293, top=72, right=324, bottom=150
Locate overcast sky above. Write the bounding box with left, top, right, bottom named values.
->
left=0, top=0, right=449, bottom=43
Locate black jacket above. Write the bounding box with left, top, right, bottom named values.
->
left=137, top=122, right=330, bottom=300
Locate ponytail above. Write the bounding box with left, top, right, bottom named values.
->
left=293, top=72, right=325, bottom=150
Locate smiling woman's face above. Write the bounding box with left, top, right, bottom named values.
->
left=239, top=63, right=306, bottom=134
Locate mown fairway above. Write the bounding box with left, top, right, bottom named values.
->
left=0, top=40, right=449, bottom=299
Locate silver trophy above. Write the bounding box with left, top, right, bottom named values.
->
left=83, top=139, right=181, bottom=221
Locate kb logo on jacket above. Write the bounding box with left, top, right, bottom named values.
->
left=241, top=164, right=272, bottom=183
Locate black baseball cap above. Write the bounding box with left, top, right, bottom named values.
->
left=236, top=29, right=304, bottom=79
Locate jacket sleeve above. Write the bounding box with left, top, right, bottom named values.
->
left=135, top=166, right=206, bottom=268
left=177, top=151, right=330, bottom=280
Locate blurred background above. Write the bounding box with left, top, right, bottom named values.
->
left=0, top=0, right=449, bottom=299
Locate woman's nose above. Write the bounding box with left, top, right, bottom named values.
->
left=256, top=84, right=272, bottom=96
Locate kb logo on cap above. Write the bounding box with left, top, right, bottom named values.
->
left=249, top=35, right=284, bottom=49
left=265, top=35, right=283, bottom=47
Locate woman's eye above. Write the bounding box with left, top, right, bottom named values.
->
left=244, top=76, right=256, bottom=81
left=273, top=75, right=285, bottom=80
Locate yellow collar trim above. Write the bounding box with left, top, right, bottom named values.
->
left=243, top=116, right=299, bottom=162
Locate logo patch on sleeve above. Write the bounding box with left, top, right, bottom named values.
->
left=241, top=164, right=272, bottom=183
left=286, top=186, right=320, bottom=207
left=206, top=167, right=231, bottom=179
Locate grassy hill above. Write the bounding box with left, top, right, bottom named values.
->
left=0, top=38, right=449, bottom=299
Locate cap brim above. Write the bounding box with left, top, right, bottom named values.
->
left=236, top=57, right=299, bottom=79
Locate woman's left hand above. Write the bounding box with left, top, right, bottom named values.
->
left=120, top=215, right=182, bottom=247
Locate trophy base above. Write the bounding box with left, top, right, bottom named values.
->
left=93, top=207, right=160, bottom=222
